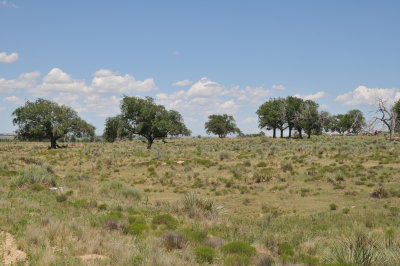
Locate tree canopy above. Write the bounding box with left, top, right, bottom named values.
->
left=104, top=96, right=191, bottom=148
left=12, top=98, right=95, bottom=148
left=204, top=114, right=241, bottom=138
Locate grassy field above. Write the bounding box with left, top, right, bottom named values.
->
left=1, top=136, right=400, bottom=265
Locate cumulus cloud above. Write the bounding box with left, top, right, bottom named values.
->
left=220, top=100, right=240, bottom=113
left=294, top=91, right=326, bottom=100
left=231, top=86, right=271, bottom=103
left=272, top=84, right=286, bottom=90
left=0, top=71, right=40, bottom=93
left=187, top=77, right=228, bottom=97
left=335, top=85, right=399, bottom=106
left=3, top=96, right=24, bottom=104
left=91, top=69, right=158, bottom=93
left=0, top=52, right=19, bottom=63
left=172, top=80, right=192, bottom=87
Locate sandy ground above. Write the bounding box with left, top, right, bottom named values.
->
left=0, top=231, right=27, bottom=265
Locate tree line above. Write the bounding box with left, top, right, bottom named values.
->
left=10, top=95, right=400, bottom=149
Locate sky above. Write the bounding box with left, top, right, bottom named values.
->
left=1, top=0, right=400, bottom=135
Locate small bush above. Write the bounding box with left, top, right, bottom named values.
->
left=223, top=254, right=251, bottom=266
left=125, top=222, right=149, bottom=235
left=221, top=241, right=256, bottom=256
left=371, top=186, right=390, bottom=198
left=101, top=180, right=141, bottom=200
left=162, top=231, right=187, bottom=250
left=183, top=228, right=208, bottom=243
left=256, top=162, right=267, bottom=167
left=330, top=203, right=338, bottom=210
left=194, top=246, right=216, bottom=264
left=14, top=165, right=57, bottom=187
left=56, top=194, right=67, bottom=202
left=342, top=208, right=350, bottom=214
left=152, top=214, right=178, bottom=230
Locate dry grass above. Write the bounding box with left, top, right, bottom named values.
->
left=0, top=136, right=399, bottom=265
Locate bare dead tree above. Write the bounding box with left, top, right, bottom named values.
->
left=373, top=99, right=398, bottom=140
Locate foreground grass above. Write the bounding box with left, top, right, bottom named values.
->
left=0, top=136, right=400, bottom=265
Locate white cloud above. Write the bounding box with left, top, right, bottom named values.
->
left=0, top=71, right=40, bottom=93
left=294, top=91, right=326, bottom=100
left=231, top=86, right=271, bottom=103
left=335, top=86, right=399, bottom=106
left=272, top=84, right=286, bottom=90
left=3, top=96, right=24, bottom=104
left=0, top=1, right=18, bottom=8
left=0, top=52, right=19, bottom=63
left=220, top=100, right=240, bottom=113
left=92, top=69, right=158, bottom=93
left=243, top=116, right=258, bottom=124
left=172, top=80, right=192, bottom=87
left=0, top=106, right=5, bottom=111
left=187, top=77, right=228, bottom=97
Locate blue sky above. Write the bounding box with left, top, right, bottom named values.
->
left=1, top=0, right=400, bottom=135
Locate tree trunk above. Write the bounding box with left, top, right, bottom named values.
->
left=298, top=128, right=303, bottom=139
left=280, top=129, right=284, bottom=138
left=288, top=126, right=292, bottom=138
left=307, top=131, right=311, bottom=139
left=146, top=138, right=153, bottom=149
left=50, top=138, right=57, bottom=149
left=272, top=128, right=276, bottom=138
left=390, top=112, right=397, bottom=140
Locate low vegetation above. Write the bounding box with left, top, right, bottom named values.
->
left=0, top=136, right=400, bottom=265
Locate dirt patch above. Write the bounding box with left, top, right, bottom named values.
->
left=0, top=231, right=27, bottom=265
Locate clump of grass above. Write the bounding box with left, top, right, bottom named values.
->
left=152, top=214, right=178, bottom=230
left=221, top=241, right=257, bottom=256
left=194, top=246, right=216, bottom=264
left=162, top=231, right=187, bottom=250
left=370, top=186, right=390, bottom=198
left=13, top=165, right=57, bottom=187
left=330, top=203, right=338, bottom=211
left=181, top=191, right=224, bottom=218
left=100, top=180, right=141, bottom=200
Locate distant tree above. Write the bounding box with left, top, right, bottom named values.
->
left=112, top=96, right=190, bottom=149
left=256, top=98, right=286, bottom=138
left=346, top=109, right=366, bottom=134
left=296, top=100, right=320, bottom=139
left=284, top=96, right=304, bottom=138
left=205, top=114, right=241, bottom=138
left=12, top=98, right=95, bottom=149
left=103, top=115, right=125, bottom=142
left=374, top=99, right=398, bottom=140
left=318, top=110, right=333, bottom=133
left=331, top=114, right=350, bottom=135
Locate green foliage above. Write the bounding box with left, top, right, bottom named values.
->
left=330, top=203, right=338, bottom=211
left=205, top=114, right=242, bottom=138
left=194, top=246, right=216, bottom=264
left=152, top=214, right=178, bottom=229
left=220, top=241, right=257, bottom=256
left=109, top=96, right=190, bottom=148
left=55, top=194, right=68, bottom=202
left=125, top=222, right=149, bottom=235
left=14, top=165, right=57, bottom=187
left=182, top=227, right=208, bottom=243
left=12, top=98, right=95, bottom=148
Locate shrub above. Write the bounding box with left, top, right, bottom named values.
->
left=162, top=231, right=187, bottom=250
left=370, top=186, right=390, bottom=198
left=330, top=203, right=338, bottom=210
left=152, top=214, right=178, bottom=230
left=194, top=246, right=216, bottom=264
left=256, top=254, right=273, bottom=266
left=223, top=254, right=251, bottom=266
left=55, top=194, right=67, bottom=202
left=125, top=222, right=149, bottom=235
left=342, top=208, right=350, bottom=214
left=182, top=191, right=224, bottom=218
left=14, top=165, right=57, bottom=187
left=221, top=241, right=256, bottom=256
left=279, top=242, right=294, bottom=262
left=256, top=162, right=267, bottom=167
left=281, top=162, right=293, bottom=172
left=101, top=180, right=141, bottom=200
left=183, top=227, right=208, bottom=243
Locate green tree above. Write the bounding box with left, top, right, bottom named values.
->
left=284, top=96, right=304, bottom=138
left=346, top=109, right=366, bottom=134
left=296, top=100, right=320, bottom=139
left=256, top=98, right=286, bottom=138
left=12, top=98, right=95, bottom=149
left=113, top=96, right=190, bottom=149
left=205, top=114, right=241, bottom=138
